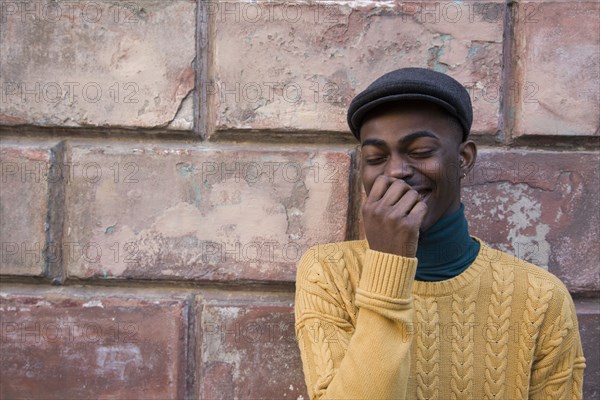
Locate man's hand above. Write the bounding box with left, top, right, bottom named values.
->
left=362, top=175, right=428, bottom=258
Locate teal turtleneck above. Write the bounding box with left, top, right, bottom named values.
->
left=415, top=203, right=480, bottom=282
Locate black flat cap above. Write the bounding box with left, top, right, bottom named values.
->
left=347, top=67, right=473, bottom=141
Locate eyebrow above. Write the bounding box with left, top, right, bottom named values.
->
left=361, top=130, right=439, bottom=148
left=399, top=130, right=439, bottom=146
left=361, top=138, right=387, bottom=148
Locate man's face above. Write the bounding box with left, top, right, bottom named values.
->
left=359, top=100, right=475, bottom=232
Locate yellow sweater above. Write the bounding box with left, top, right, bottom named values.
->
left=295, top=238, right=585, bottom=399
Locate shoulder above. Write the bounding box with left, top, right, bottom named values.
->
left=295, top=240, right=368, bottom=291
left=298, top=240, right=368, bottom=269
left=295, top=241, right=367, bottom=325
left=477, top=239, right=574, bottom=305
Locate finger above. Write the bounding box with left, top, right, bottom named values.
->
left=365, top=175, right=396, bottom=204
left=388, top=188, right=420, bottom=217
left=409, top=201, right=428, bottom=225
left=380, top=180, right=414, bottom=208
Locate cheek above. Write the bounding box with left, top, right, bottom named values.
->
left=360, top=169, right=377, bottom=196
left=424, top=156, right=458, bottom=189
left=362, top=174, right=372, bottom=195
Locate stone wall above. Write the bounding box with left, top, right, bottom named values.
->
left=1, top=1, right=598, bottom=398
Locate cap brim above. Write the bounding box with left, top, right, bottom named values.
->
left=350, top=93, right=463, bottom=136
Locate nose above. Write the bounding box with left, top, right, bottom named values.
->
left=384, top=154, right=413, bottom=180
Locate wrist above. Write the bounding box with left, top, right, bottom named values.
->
left=367, top=241, right=418, bottom=258
left=359, top=249, right=418, bottom=299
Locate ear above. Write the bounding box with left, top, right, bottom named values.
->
left=459, top=140, right=477, bottom=179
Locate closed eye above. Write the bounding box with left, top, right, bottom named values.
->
left=410, top=150, right=435, bottom=158
left=365, top=156, right=387, bottom=165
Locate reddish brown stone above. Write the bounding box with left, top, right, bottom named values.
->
left=462, top=149, right=599, bottom=292
left=513, top=1, right=600, bottom=137
left=197, top=291, right=307, bottom=399
left=0, top=140, right=56, bottom=276
left=63, top=142, right=352, bottom=282
left=0, top=1, right=195, bottom=130
left=210, top=1, right=504, bottom=136
left=0, top=287, right=188, bottom=399
left=575, top=298, right=600, bottom=400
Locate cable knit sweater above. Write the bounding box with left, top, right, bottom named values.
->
left=294, top=238, right=585, bottom=399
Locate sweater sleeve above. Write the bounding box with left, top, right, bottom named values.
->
left=529, top=288, right=586, bottom=399
left=295, top=245, right=417, bottom=400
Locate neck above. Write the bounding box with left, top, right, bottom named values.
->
left=415, top=203, right=480, bottom=281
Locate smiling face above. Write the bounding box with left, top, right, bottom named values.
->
left=359, top=100, right=476, bottom=231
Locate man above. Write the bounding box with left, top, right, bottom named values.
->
left=294, top=68, right=585, bottom=399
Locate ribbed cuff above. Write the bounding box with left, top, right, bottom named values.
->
left=358, top=249, right=417, bottom=300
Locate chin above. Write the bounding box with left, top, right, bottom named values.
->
left=419, top=215, right=435, bottom=234
left=419, top=204, right=445, bottom=233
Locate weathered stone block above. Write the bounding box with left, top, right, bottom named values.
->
left=210, top=1, right=504, bottom=135
left=463, top=149, right=599, bottom=292
left=64, top=142, right=352, bottom=282
left=0, top=288, right=189, bottom=399
left=0, top=0, right=195, bottom=129
left=0, top=140, right=55, bottom=276
left=513, top=1, right=599, bottom=137
left=197, top=291, right=306, bottom=399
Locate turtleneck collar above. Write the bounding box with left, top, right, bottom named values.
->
left=415, top=203, right=480, bottom=281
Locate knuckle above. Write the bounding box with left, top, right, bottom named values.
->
left=377, top=175, right=390, bottom=184
left=393, top=179, right=408, bottom=188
